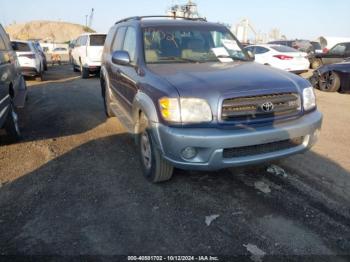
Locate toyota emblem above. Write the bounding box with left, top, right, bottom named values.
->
left=261, top=101, right=274, bottom=112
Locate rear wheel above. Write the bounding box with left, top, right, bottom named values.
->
left=319, top=71, right=341, bottom=92
left=101, top=77, right=113, bottom=117
left=35, top=69, right=44, bottom=82
left=4, top=102, right=21, bottom=142
left=80, top=62, right=89, bottom=79
left=138, top=113, right=173, bottom=183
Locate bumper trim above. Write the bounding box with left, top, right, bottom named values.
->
left=152, top=110, right=322, bottom=170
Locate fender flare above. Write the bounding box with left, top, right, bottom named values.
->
left=132, top=92, right=159, bottom=133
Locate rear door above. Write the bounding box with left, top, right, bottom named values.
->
left=87, top=34, right=106, bottom=63
left=108, top=26, right=127, bottom=107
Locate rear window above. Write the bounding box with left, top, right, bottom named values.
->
left=89, top=35, right=106, bottom=46
left=271, top=45, right=298, bottom=53
left=311, top=42, right=321, bottom=50
left=12, top=42, right=31, bottom=52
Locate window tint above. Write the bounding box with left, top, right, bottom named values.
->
left=111, top=27, right=127, bottom=52
left=11, top=42, right=31, bottom=52
left=255, top=46, right=269, bottom=54
left=89, top=34, right=106, bottom=46
left=271, top=45, right=298, bottom=53
left=122, top=27, right=137, bottom=62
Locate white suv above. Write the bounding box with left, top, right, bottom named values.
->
left=11, top=40, right=45, bottom=81
left=71, top=33, right=106, bottom=78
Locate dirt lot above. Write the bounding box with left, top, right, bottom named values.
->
left=0, top=65, right=349, bottom=260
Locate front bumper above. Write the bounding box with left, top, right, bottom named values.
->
left=21, top=67, right=39, bottom=77
left=152, top=110, right=322, bottom=170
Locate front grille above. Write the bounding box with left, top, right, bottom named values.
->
left=221, top=93, right=301, bottom=122
left=223, top=137, right=304, bottom=158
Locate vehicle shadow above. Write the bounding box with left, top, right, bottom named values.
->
left=0, top=133, right=349, bottom=256
left=0, top=65, right=105, bottom=144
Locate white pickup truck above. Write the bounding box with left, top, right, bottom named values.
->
left=71, top=33, right=106, bottom=78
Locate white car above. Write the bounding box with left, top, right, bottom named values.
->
left=245, top=44, right=310, bottom=74
left=71, top=33, right=106, bottom=78
left=11, top=40, right=45, bottom=81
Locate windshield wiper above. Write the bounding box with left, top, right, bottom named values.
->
left=159, top=56, right=204, bottom=63
left=216, top=55, right=247, bottom=61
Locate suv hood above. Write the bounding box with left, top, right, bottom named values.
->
left=148, top=62, right=304, bottom=98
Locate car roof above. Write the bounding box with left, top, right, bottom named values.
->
left=78, top=33, right=107, bottom=37
left=11, top=40, right=32, bottom=44
left=139, top=19, right=218, bottom=28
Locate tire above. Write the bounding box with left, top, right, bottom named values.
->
left=80, top=62, right=89, bottom=79
left=73, top=63, right=79, bottom=72
left=44, top=61, right=48, bottom=71
left=101, top=77, right=113, bottom=117
left=35, top=71, right=44, bottom=82
left=138, top=113, right=174, bottom=183
left=4, top=102, right=21, bottom=142
left=311, top=59, right=322, bottom=69
left=318, top=71, right=341, bottom=92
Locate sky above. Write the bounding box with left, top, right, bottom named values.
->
left=1, top=0, right=350, bottom=40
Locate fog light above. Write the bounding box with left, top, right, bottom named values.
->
left=181, top=147, right=197, bottom=159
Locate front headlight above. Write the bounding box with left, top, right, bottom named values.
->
left=159, top=97, right=212, bottom=123
left=303, top=87, right=316, bottom=111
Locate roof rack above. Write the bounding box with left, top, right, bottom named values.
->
left=115, top=15, right=207, bottom=25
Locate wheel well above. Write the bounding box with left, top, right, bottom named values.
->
left=9, top=83, right=14, bottom=98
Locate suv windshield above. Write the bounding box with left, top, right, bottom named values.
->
left=90, top=35, right=107, bottom=46
left=143, top=26, right=248, bottom=64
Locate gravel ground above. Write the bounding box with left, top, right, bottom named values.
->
left=0, top=65, right=349, bottom=261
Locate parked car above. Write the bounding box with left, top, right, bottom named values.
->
left=100, top=16, right=322, bottom=183
left=71, top=33, right=107, bottom=78
left=33, top=41, right=48, bottom=71
left=268, top=40, right=311, bottom=52
left=310, top=59, right=350, bottom=92
left=245, top=44, right=310, bottom=73
left=11, top=40, right=45, bottom=81
left=0, top=24, right=27, bottom=142
left=309, top=42, right=350, bottom=69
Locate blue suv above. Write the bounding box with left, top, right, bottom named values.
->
left=100, top=16, right=322, bottom=183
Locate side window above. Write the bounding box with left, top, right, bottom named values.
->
left=75, top=37, right=81, bottom=47
left=245, top=46, right=255, bottom=53
left=81, top=36, right=88, bottom=46
left=122, top=27, right=137, bottom=63
left=330, top=44, right=346, bottom=55
left=111, top=27, right=127, bottom=52
left=255, top=47, right=269, bottom=54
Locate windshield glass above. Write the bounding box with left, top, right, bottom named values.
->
left=271, top=45, right=299, bottom=53
left=89, top=35, right=106, bottom=46
left=11, top=42, right=31, bottom=52
left=143, top=26, right=248, bottom=64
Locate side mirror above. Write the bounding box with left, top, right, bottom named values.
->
left=112, top=50, right=131, bottom=66
left=247, top=50, right=255, bottom=61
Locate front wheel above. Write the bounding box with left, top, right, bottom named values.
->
left=319, top=71, right=340, bottom=92
left=101, top=77, right=113, bottom=117
left=80, top=62, right=89, bottom=79
left=4, top=102, right=21, bottom=142
left=138, top=114, right=173, bottom=183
